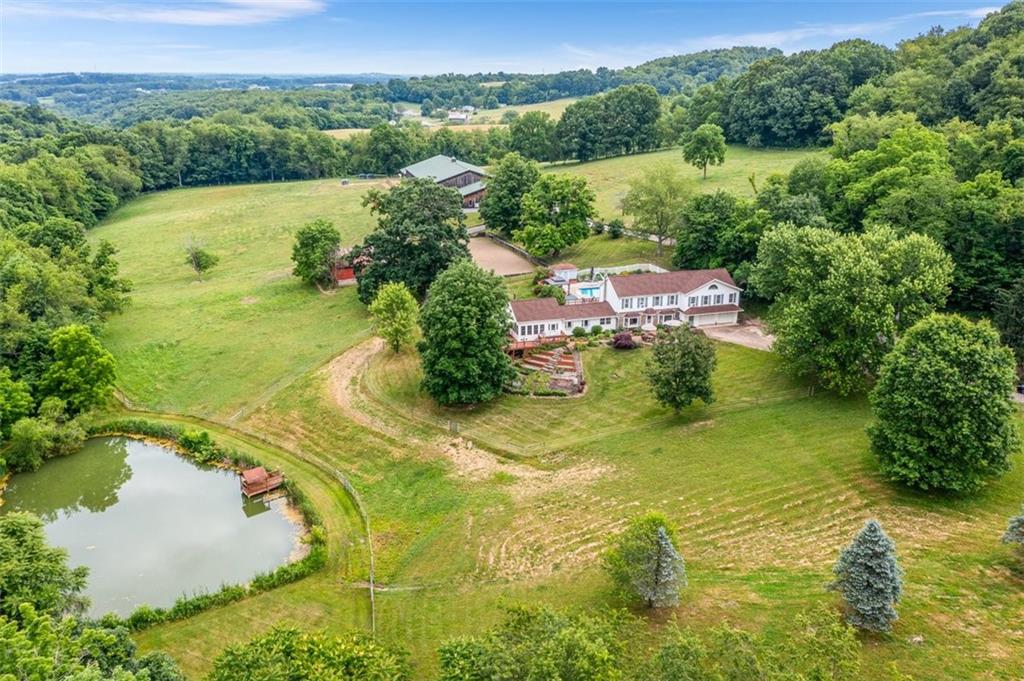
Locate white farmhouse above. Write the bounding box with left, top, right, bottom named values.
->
left=509, top=267, right=741, bottom=344
left=509, top=298, right=617, bottom=342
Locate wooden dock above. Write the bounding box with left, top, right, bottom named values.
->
left=240, top=466, right=285, bottom=498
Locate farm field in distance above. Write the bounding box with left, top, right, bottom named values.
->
left=548, top=144, right=821, bottom=219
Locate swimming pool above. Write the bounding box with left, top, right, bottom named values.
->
left=579, top=286, right=601, bottom=298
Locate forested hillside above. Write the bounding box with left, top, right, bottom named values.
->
left=683, top=0, right=1024, bottom=145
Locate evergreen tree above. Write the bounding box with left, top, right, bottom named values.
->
left=604, top=512, right=686, bottom=608
left=1002, top=504, right=1024, bottom=553
left=828, top=520, right=902, bottom=633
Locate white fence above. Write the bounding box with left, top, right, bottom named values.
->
left=577, top=263, right=668, bottom=281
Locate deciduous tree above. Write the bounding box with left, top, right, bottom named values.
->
left=994, top=278, right=1024, bottom=371
left=621, top=163, right=693, bottom=257
left=646, top=326, right=716, bottom=412
left=869, top=313, right=1019, bottom=492
left=682, top=123, right=726, bottom=178
left=828, top=520, right=902, bottom=633
left=354, top=178, right=469, bottom=304
left=291, top=218, right=341, bottom=287
left=750, top=225, right=952, bottom=395
left=478, top=152, right=540, bottom=237
left=0, top=512, right=88, bottom=621
left=369, top=282, right=419, bottom=353
left=515, top=174, right=595, bottom=257
left=183, top=239, right=219, bottom=281
left=40, top=324, right=116, bottom=415
left=418, top=261, right=514, bottom=405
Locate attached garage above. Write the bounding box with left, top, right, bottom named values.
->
left=686, top=304, right=741, bottom=328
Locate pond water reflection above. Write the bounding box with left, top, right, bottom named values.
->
left=1, top=437, right=301, bottom=617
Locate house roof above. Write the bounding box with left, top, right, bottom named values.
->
left=241, top=467, right=268, bottom=484
left=458, top=181, right=486, bottom=197
left=510, top=298, right=615, bottom=323
left=400, top=155, right=487, bottom=182
left=609, top=268, right=736, bottom=297
left=687, top=303, right=742, bottom=315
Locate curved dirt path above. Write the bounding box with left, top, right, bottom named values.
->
left=324, top=339, right=611, bottom=497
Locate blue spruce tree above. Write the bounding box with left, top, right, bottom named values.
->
left=1002, top=504, right=1024, bottom=551
left=828, top=519, right=903, bottom=633
left=635, top=526, right=687, bottom=608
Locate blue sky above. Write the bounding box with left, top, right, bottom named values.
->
left=0, top=1, right=1003, bottom=75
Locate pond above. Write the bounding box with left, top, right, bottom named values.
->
left=0, top=437, right=304, bottom=617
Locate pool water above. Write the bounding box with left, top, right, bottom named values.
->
left=0, top=437, right=302, bottom=617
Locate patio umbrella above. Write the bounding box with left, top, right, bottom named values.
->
left=663, top=319, right=683, bottom=327
left=640, top=323, right=657, bottom=332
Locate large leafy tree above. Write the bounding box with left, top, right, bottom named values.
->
left=0, top=512, right=88, bottom=621
left=509, top=111, right=557, bottom=162
left=621, top=163, right=693, bottom=257
left=207, top=627, right=409, bottom=681
left=478, top=152, right=540, bottom=237
left=353, top=178, right=469, bottom=304
left=368, top=282, right=419, bottom=353
left=828, top=520, right=902, bottom=633
left=682, top=123, right=727, bottom=178
left=40, top=324, right=116, bottom=415
left=0, top=367, right=33, bottom=441
left=515, top=174, right=595, bottom=257
left=869, top=313, right=1019, bottom=493
left=646, top=326, right=716, bottom=413
left=994, top=278, right=1024, bottom=371
left=291, top=218, right=342, bottom=287
left=603, top=512, right=687, bottom=608
left=418, top=261, right=514, bottom=405
left=750, top=225, right=952, bottom=395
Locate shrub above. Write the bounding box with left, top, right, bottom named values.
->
left=612, top=331, right=636, bottom=349
left=607, top=218, right=625, bottom=239
left=590, top=325, right=603, bottom=335
left=572, top=326, right=587, bottom=338
left=178, top=429, right=218, bottom=464
left=534, top=283, right=566, bottom=303
left=590, top=220, right=605, bottom=236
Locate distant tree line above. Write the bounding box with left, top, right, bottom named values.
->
left=673, top=2, right=1024, bottom=146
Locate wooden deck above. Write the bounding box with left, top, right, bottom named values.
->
left=507, top=334, right=570, bottom=353
left=240, top=467, right=285, bottom=498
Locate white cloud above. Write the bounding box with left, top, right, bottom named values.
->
left=4, top=0, right=326, bottom=26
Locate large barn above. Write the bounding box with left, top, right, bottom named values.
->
left=399, top=154, right=487, bottom=208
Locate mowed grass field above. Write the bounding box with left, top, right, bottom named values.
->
left=90, top=178, right=390, bottom=420
left=94, top=156, right=1023, bottom=680
left=549, top=145, right=820, bottom=219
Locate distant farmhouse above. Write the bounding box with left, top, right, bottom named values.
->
left=399, top=154, right=487, bottom=208
left=447, top=110, right=469, bottom=124
left=509, top=266, right=741, bottom=343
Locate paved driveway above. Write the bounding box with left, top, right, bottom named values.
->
left=702, top=319, right=775, bottom=351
